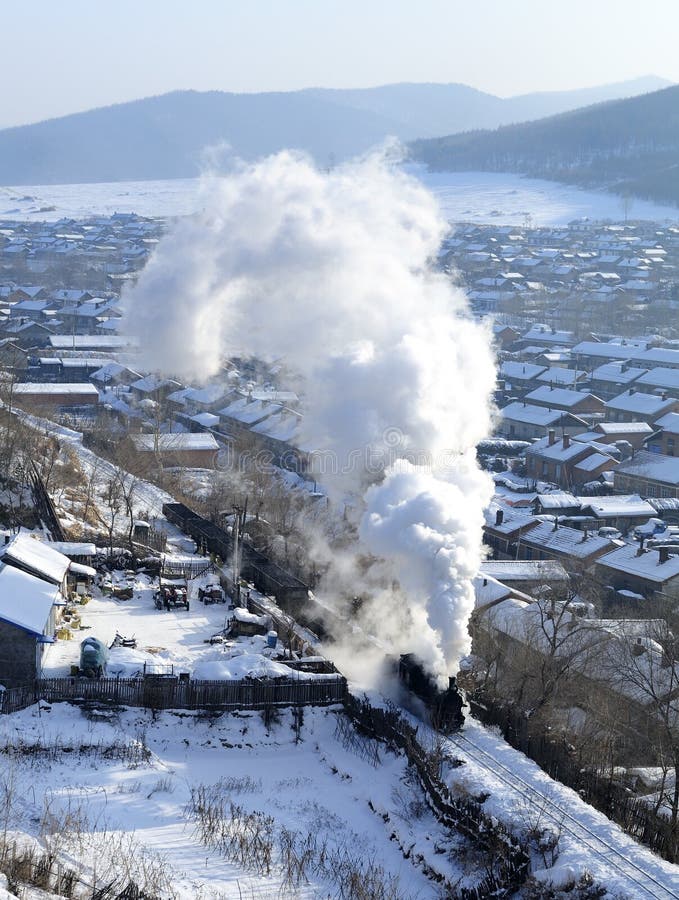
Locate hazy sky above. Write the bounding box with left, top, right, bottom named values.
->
left=4, top=0, right=678, bottom=127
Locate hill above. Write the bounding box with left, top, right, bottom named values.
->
left=0, top=77, right=671, bottom=186
left=304, top=75, right=670, bottom=140
left=410, top=84, right=679, bottom=207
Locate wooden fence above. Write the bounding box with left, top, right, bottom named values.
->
left=344, top=695, right=532, bottom=899
left=0, top=675, right=347, bottom=715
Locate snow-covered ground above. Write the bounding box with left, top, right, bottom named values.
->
left=445, top=719, right=679, bottom=898
left=3, top=167, right=677, bottom=226
left=0, top=703, right=463, bottom=899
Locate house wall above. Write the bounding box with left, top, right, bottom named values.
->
left=593, top=562, right=679, bottom=602
left=0, top=621, right=39, bottom=687
left=651, top=433, right=679, bottom=457
left=131, top=447, right=219, bottom=469
left=501, top=418, right=584, bottom=441
left=13, top=391, right=98, bottom=409
left=613, top=471, right=679, bottom=500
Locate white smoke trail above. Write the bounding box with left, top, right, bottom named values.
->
left=121, top=148, right=496, bottom=683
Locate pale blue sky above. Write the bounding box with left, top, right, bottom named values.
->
left=4, top=0, right=678, bottom=127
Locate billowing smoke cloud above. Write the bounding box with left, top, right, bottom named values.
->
left=122, top=149, right=496, bottom=684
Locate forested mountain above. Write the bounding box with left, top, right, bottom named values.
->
left=0, top=77, right=670, bottom=186
left=304, top=76, right=669, bottom=140
left=410, top=84, right=679, bottom=206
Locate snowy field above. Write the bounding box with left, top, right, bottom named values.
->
left=2, top=167, right=678, bottom=226
left=0, top=700, right=677, bottom=899
left=0, top=703, right=460, bottom=899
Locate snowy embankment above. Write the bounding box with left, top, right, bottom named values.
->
left=444, top=718, right=679, bottom=898
left=15, top=408, right=174, bottom=519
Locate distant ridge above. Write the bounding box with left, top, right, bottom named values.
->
left=410, top=84, right=679, bottom=207
left=0, top=77, right=671, bottom=186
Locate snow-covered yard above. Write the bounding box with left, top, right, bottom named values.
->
left=42, top=576, right=306, bottom=682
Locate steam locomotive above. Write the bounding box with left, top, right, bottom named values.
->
left=398, top=653, right=465, bottom=733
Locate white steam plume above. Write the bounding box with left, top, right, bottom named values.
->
left=121, top=149, right=496, bottom=683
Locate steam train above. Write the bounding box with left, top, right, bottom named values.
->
left=398, top=653, right=465, bottom=733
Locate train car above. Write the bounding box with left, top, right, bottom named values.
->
left=399, top=653, right=464, bottom=732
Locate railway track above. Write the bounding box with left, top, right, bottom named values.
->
left=447, top=729, right=679, bottom=899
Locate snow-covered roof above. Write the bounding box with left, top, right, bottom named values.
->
left=525, top=386, right=600, bottom=409
left=534, top=492, right=580, bottom=509
left=90, top=362, right=140, bottom=382
left=13, top=382, right=99, bottom=396
left=480, top=560, right=569, bottom=583
left=596, top=421, right=654, bottom=435
left=130, top=433, right=219, bottom=452
left=500, top=402, right=581, bottom=427
left=578, top=494, right=656, bottom=518
left=3, top=533, right=71, bottom=585
left=605, top=390, right=676, bottom=416
left=634, top=348, right=679, bottom=368
left=190, top=412, right=220, bottom=428
left=573, top=452, right=616, bottom=473
left=247, top=390, right=299, bottom=404
left=526, top=434, right=591, bottom=462
left=499, top=361, right=547, bottom=381
left=184, top=384, right=231, bottom=405
left=219, top=398, right=282, bottom=425
left=572, top=341, right=638, bottom=360
left=0, top=563, right=59, bottom=636
left=522, top=325, right=574, bottom=344
left=654, top=412, right=679, bottom=435
left=473, top=574, right=511, bottom=609
left=596, top=543, right=679, bottom=583
left=131, top=375, right=181, bottom=394
left=636, top=367, right=679, bottom=391
left=536, top=368, right=587, bottom=386
left=520, top=520, right=615, bottom=559
left=251, top=408, right=303, bottom=443
left=614, top=451, right=679, bottom=486
left=49, top=335, right=135, bottom=350
left=590, top=362, right=647, bottom=385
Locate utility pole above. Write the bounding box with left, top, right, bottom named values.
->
left=232, top=504, right=242, bottom=608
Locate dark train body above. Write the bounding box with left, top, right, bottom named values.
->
left=163, top=502, right=310, bottom=617
left=398, top=653, right=465, bottom=732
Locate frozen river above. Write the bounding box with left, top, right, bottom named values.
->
left=1, top=166, right=677, bottom=226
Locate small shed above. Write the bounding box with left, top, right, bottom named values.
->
left=229, top=607, right=271, bottom=638
left=0, top=563, right=61, bottom=687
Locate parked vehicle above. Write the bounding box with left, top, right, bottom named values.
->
left=198, top=578, right=226, bottom=604
left=154, top=577, right=190, bottom=611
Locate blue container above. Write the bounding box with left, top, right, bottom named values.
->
left=266, top=630, right=278, bottom=649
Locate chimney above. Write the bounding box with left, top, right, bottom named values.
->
left=637, top=537, right=646, bottom=556
left=662, top=391, right=668, bottom=401
left=495, top=509, right=504, bottom=526
left=563, top=434, right=571, bottom=449
left=548, top=429, right=556, bottom=445
left=659, top=546, right=670, bottom=564
left=483, top=577, right=488, bottom=586
left=552, top=517, right=559, bottom=531
left=629, top=387, right=635, bottom=395
left=581, top=528, right=589, bottom=542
